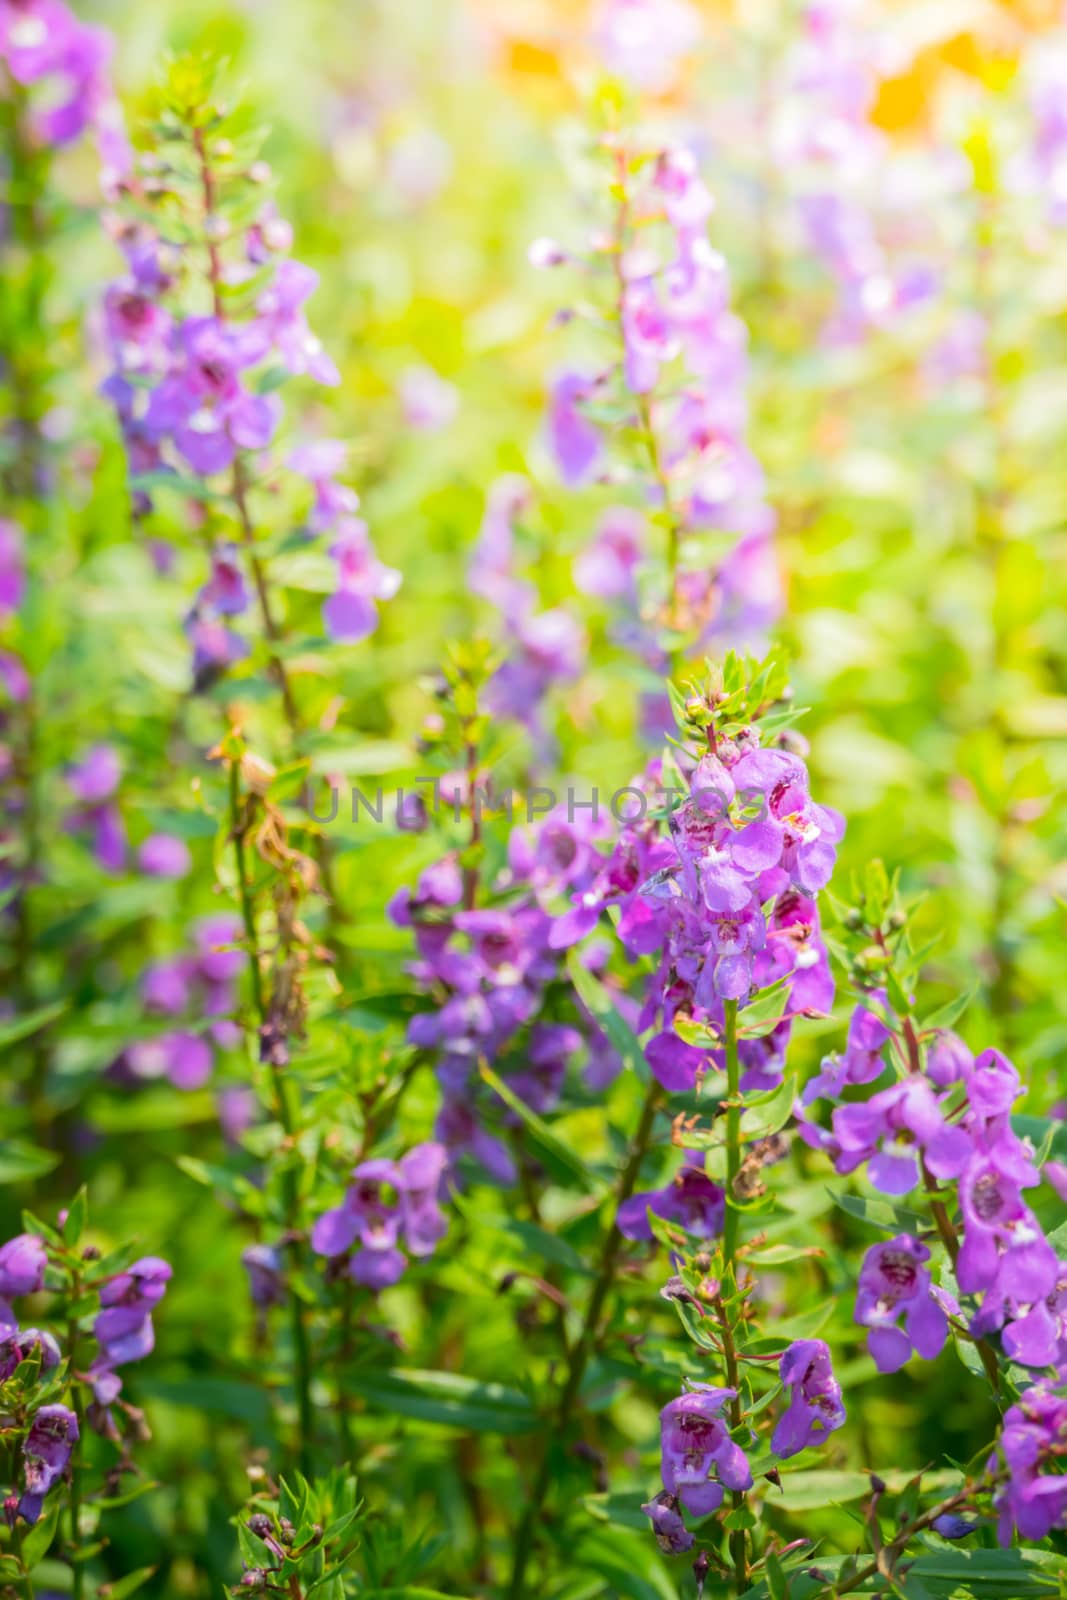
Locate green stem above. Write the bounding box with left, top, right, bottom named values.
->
left=818, top=1481, right=984, bottom=1599
left=12, top=1523, right=36, bottom=1597
left=721, top=998, right=748, bottom=1593
left=227, top=760, right=314, bottom=1475
left=67, top=1279, right=84, bottom=1600
left=506, top=1079, right=662, bottom=1600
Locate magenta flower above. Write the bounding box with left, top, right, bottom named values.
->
left=772, top=1339, right=846, bottom=1457
left=855, top=1235, right=948, bottom=1373
left=658, top=1385, right=752, bottom=1516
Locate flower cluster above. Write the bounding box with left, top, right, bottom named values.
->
left=771, top=0, right=935, bottom=344
left=0, top=0, right=122, bottom=156
left=101, top=79, right=398, bottom=681
left=551, top=704, right=840, bottom=1095
left=87, top=1256, right=173, bottom=1437
left=389, top=806, right=627, bottom=1179
left=992, top=1376, right=1067, bottom=1544
left=649, top=1385, right=752, bottom=1519
left=536, top=134, right=781, bottom=653
left=802, top=997, right=1066, bottom=1377
left=0, top=1228, right=172, bottom=1524
left=310, top=1143, right=449, bottom=1289
left=468, top=476, right=585, bottom=755
left=618, top=1153, right=725, bottom=1243
left=119, top=913, right=246, bottom=1091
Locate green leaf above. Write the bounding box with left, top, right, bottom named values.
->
left=96, top=1565, right=158, bottom=1598
left=472, top=1211, right=593, bottom=1276
left=343, top=1367, right=540, bottom=1434
left=0, top=999, right=68, bottom=1050
left=741, top=1074, right=797, bottom=1141
left=907, top=1547, right=1061, bottom=1595
left=62, top=1185, right=88, bottom=1246
left=832, top=1190, right=927, bottom=1234
left=21, top=1495, right=62, bottom=1568
left=737, top=979, right=792, bottom=1039
left=567, top=953, right=649, bottom=1084
left=920, top=986, right=977, bottom=1033
left=129, top=469, right=226, bottom=504
left=175, top=1155, right=267, bottom=1217
left=764, top=1552, right=790, bottom=1600
left=0, top=1139, right=61, bottom=1184
left=479, top=1063, right=606, bottom=1195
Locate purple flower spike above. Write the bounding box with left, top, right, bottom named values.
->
left=772, top=1338, right=846, bottom=1458
left=659, top=1385, right=752, bottom=1517
left=855, top=1235, right=948, bottom=1373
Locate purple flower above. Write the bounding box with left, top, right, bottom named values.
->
left=137, top=834, right=192, bottom=878
left=548, top=371, right=601, bottom=485
left=311, top=1145, right=449, bottom=1289
left=641, top=1490, right=695, bottom=1555
left=831, top=1078, right=971, bottom=1195
left=771, top=1339, right=846, bottom=1458
left=658, top=1385, right=752, bottom=1516
left=0, top=520, right=24, bottom=620
left=992, top=1379, right=1067, bottom=1545
left=932, top=1513, right=976, bottom=1540
left=855, top=1235, right=948, bottom=1373
left=0, top=1326, right=61, bottom=1382
left=618, top=1157, right=725, bottom=1242
left=399, top=364, right=458, bottom=431
left=0, top=1234, right=47, bottom=1300
left=241, top=1244, right=285, bottom=1309
left=574, top=507, right=644, bottom=602
left=926, top=1030, right=973, bottom=1088
left=591, top=0, right=699, bottom=94
left=398, top=1143, right=449, bottom=1257
left=803, top=991, right=890, bottom=1104
left=92, top=1256, right=172, bottom=1373
left=66, top=745, right=125, bottom=872
left=19, top=1404, right=79, bottom=1524
left=957, top=1152, right=1057, bottom=1305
